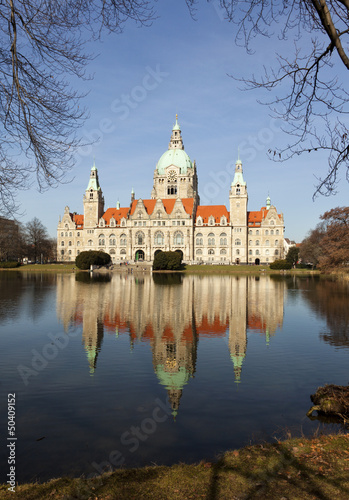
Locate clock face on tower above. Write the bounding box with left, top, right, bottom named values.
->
left=167, top=170, right=177, bottom=182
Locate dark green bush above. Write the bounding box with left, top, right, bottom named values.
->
left=0, top=261, right=20, bottom=268
left=269, top=259, right=292, bottom=270
left=153, top=251, right=182, bottom=271
left=75, top=251, right=111, bottom=270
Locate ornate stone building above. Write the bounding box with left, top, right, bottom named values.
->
left=57, top=116, right=285, bottom=264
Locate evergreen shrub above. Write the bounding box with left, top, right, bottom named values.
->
left=269, top=259, right=292, bottom=270
left=153, top=251, right=182, bottom=271
left=0, top=261, right=20, bottom=268
left=75, top=251, right=111, bottom=270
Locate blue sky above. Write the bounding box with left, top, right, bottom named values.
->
left=17, top=2, right=349, bottom=242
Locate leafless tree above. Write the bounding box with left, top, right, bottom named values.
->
left=0, top=0, right=154, bottom=216
left=197, top=0, right=349, bottom=197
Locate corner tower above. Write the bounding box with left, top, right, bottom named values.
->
left=151, top=116, right=199, bottom=203
left=83, top=162, right=105, bottom=228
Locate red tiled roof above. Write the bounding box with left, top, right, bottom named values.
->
left=72, top=214, right=84, bottom=228
left=103, top=207, right=129, bottom=225
left=129, top=198, right=194, bottom=216
left=196, top=205, right=230, bottom=224
left=247, top=208, right=283, bottom=226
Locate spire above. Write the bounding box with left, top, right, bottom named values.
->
left=116, top=199, right=120, bottom=209
left=131, top=187, right=135, bottom=203
left=169, top=114, right=184, bottom=150
left=266, top=194, right=271, bottom=210
left=231, top=154, right=246, bottom=187
left=86, top=162, right=100, bottom=191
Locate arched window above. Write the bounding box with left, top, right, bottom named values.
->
left=77, top=250, right=80, bottom=256
left=120, top=234, right=127, bottom=246
left=61, top=249, right=64, bottom=256
left=136, top=231, right=144, bottom=245
left=109, top=249, right=116, bottom=255
left=256, top=230, right=259, bottom=235
left=266, top=249, right=269, bottom=255
left=109, top=234, right=116, bottom=246
left=256, top=249, right=260, bottom=255
left=154, top=231, right=164, bottom=245
left=208, top=249, right=215, bottom=255
left=120, top=249, right=126, bottom=255
left=138, top=211, right=142, bottom=219
left=68, top=250, right=72, bottom=255
left=220, top=232, right=227, bottom=245
left=196, top=216, right=203, bottom=226
left=77, top=241, right=80, bottom=247
left=276, top=229, right=279, bottom=235
left=208, top=216, right=215, bottom=226
left=156, top=211, right=161, bottom=219
left=249, top=229, right=253, bottom=235
left=196, top=233, right=203, bottom=245
left=235, top=249, right=240, bottom=255
left=275, top=249, right=279, bottom=255
left=275, top=240, right=279, bottom=246
left=236, top=185, right=240, bottom=195
left=65, top=232, right=68, bottom=237
left=256, top=240, right=260, bottom=246
left=220, top=216, right=227, bottom=226
left=68, top=241, right=72, bottom=246
left=90, top=192, right=93, bottom=199
left=174, top=231, right=184, bottom=245
left=98, top=234, right=105, bottom=246
left=265, top=230, right=269, bottom=235
left=270, top=229, right=274, bottom=235
left=270, top=219, right=275, bottom=225
left=196, top=249, right=203, bottom=255
left=60, top=232, right=63, bottom=237
left=220, top=249, right=227, bottom=255
left=61, top=241, right=64, bottom=246
left=266, top=240, right=270, bottom=246
left=208, top=232, right=215, bottom=246
left=249, top=240, right=253, bottom=246
left=235, top=238, right=241, bottom=246
left=65, top=224, right=69, bottom=229
left=88, top=240, right=93, bottom=246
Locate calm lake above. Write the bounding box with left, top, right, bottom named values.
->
left=1, top=271, right=349, bottom=483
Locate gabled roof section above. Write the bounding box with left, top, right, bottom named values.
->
left=130, top=198, right=194, bottom=216
left=248, top=207, right=283, bottom=226
left=196, top=205, right=230, bottom=224
left=71, top=213, right=84, bottom=228
left=103, top=207, right=129, bottom=225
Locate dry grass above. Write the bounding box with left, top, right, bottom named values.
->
left=1, top=434, right=349, bottom=499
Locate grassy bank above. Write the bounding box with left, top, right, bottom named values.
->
left=1, top=433, right=348, bottom=499
left=182, top=264, right=320, bottom=275
left=0, top=263, right=76, bottom=272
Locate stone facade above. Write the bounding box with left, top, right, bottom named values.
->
left=57, top=117, right=285, bottom=264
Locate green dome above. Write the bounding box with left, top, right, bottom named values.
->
left=156, top=149, right=192, bottom=175
left=155, top=364, right=190, bottom=390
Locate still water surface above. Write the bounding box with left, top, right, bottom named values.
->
left=1, top=271, right=349, bottom=483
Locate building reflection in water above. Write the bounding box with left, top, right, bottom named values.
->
left=56, top=273, right=285, bottom=413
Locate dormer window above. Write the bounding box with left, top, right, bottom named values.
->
left=196, top=216, right=202, bottom=226
left=208, top=216, right=215, bottom=226
left=220, top=216, right=226, bottom=226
